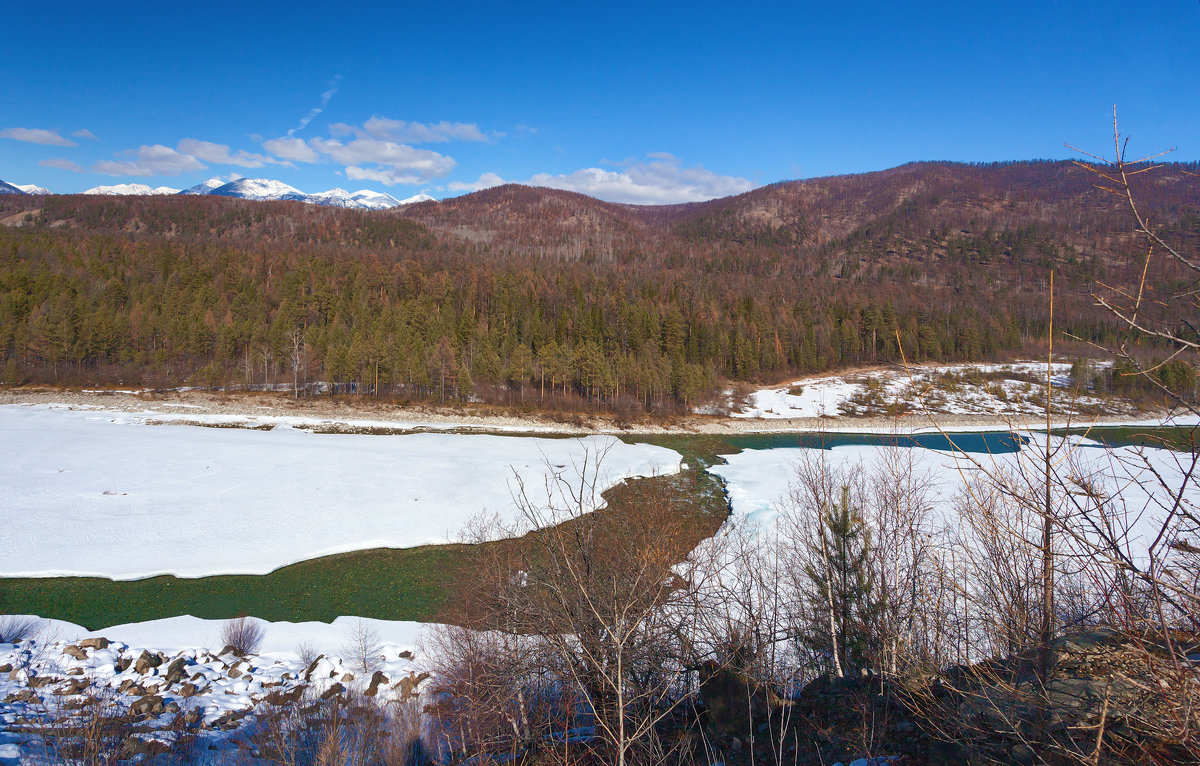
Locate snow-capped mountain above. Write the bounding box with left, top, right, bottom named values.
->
left=83, top=183, right=181, bottom=196
left=208, top=178, right=307, bottom=202
left=178, top=178, right=227, bottom=195
left=14, top=183, right=50, bottom=195
left=397, top=193, right=436, bottom=205
left=305, top=188, right=407, bottom=210
left=0, top=180, right=25, bottom=195
left=190, top=177, right=432, bottom=210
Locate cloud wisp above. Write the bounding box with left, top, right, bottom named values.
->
left=331, top=116, right=491, bottom=144
left=39, top=157, right=84, bottom=172
left=71, top=129, right=98, bottom=141
left=287, top=76, right=342, bottom=138
left=0, top=128, right=76, bottom=147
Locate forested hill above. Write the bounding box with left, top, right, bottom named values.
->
left=1, top=160, right=1197, bottom=410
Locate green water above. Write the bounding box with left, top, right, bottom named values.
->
left=626, top=430, right=1027, bottom=471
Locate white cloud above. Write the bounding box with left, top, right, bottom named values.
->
left=92, top=144, right=206, bottom=177
left=0, top=128, right=76, bottom=147
left=344, top=166, right=424, bottom=186
left=446, top=172, right=506, bottom=192
left=39, top=157, right=84, bottom=172
left=176, top=138, right=285, bottom=168
left=345, top=116, right=490, bottom=144
left=71, top=129, right=98, bottom=141
left=310, top=137, right=457, bottom=183
left=524, top=154, right=754, bottom=204
left=262, top=137, right=319, bottom=163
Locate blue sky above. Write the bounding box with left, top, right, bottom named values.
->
left=2, top=1, right=1198, bottom=203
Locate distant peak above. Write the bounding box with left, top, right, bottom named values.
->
left=83, top=183, right=180, bottom=196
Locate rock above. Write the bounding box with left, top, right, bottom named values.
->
left=178, top=682, right=199, bottom=698
left=4, top=689, right=40, bottom=704
left=53, top=677, right=90, bottom=696
left=79, top=637, right=110, bottom=650
left=130, top=694, right=164, bottom=717
left=340, top=672, right=354, bottom=683
left=116, top=657, right=132, bottom=673
left=62, top=644, right=87, bottom=660
left=219, top=644, right=238, bottom=656
left=1011, top=742, right=1035, bottom=765
left=397, top=650, right=414, bottom=660
left=321, top=683, right=345, bottom=700
left=134, top=650, right=164, bottom=674
left=366, top=671, right=389, bottom=697
left=67, top=667, right=84, bottom=676
left=698, top=661, right=787, bottom=737
left=228, top=665, right=243, bottom=679
left=183, top=707, right=204, bottom=726
left=27, top=675, right=57, bottom=689
left=165, top=657, right=189, bottom=684
left=0, top=663, right=11, bottom=673
left=265, top=685, right=305, bottom=705
left=393, top=671, right=431, bottom=701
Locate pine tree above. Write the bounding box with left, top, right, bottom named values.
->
left=800, top=486, right=880, bottom=676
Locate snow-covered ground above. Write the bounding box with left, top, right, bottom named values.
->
left=0, top=404, right=682, bottom=579
left=709, top=431, right=1196, bottom=557
left=0, top=614, right=432, bottom=761
left=733, top=361, right=1126, bottom=419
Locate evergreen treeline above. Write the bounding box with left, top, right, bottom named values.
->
left=2, top=159, right=1195, bottom=410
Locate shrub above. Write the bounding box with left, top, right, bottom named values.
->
left=221, top=616, right=264, bottom=656
left=0, top=614, right=39, bottom=644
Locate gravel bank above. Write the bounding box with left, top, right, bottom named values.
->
left=0, top=387, right=1172, bottom=436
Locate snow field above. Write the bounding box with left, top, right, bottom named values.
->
left=734, top=361, right=1118, bottom=419
left=708, top=432, right=1195, bottom=559
left=0, top=404, right=682, bottom=580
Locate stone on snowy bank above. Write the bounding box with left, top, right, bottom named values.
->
left=130, top=694, right=165, bottom=717
left=134, top=650, right=164, bottom=674
left=366, top=671, right=388, bottom=697
left=62, top=644, right=87, bottom=660
left=321, top=683, right=345, bottom=700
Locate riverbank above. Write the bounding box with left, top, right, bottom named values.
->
left=0, top=386, right=1181, bottom=436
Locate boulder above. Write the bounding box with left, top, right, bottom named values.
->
left=321, top=682, right=346, bottom=700
left=53, top=677, right=90, bottom=696
left=3, top=689, right=41, bottom=704
left=79, top=637, right=110, bottom=650
left=264, top=685, right=306, bottom=705
left=165, top=657, right=189, bottom=685
left=62, top=644, right=88, bottom=661
left=134, top=650, right=164, bottom=674
left=130, top=694, right=165, bottom=717
left=366, top=671, right=389, bottom=697
left=392, top=671, right=431, bottom=701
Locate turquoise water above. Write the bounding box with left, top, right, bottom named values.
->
left=720, top=430, right=1027, bottom=455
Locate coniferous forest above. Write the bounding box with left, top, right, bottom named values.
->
left=2, top=160, right=1198, bottom=410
